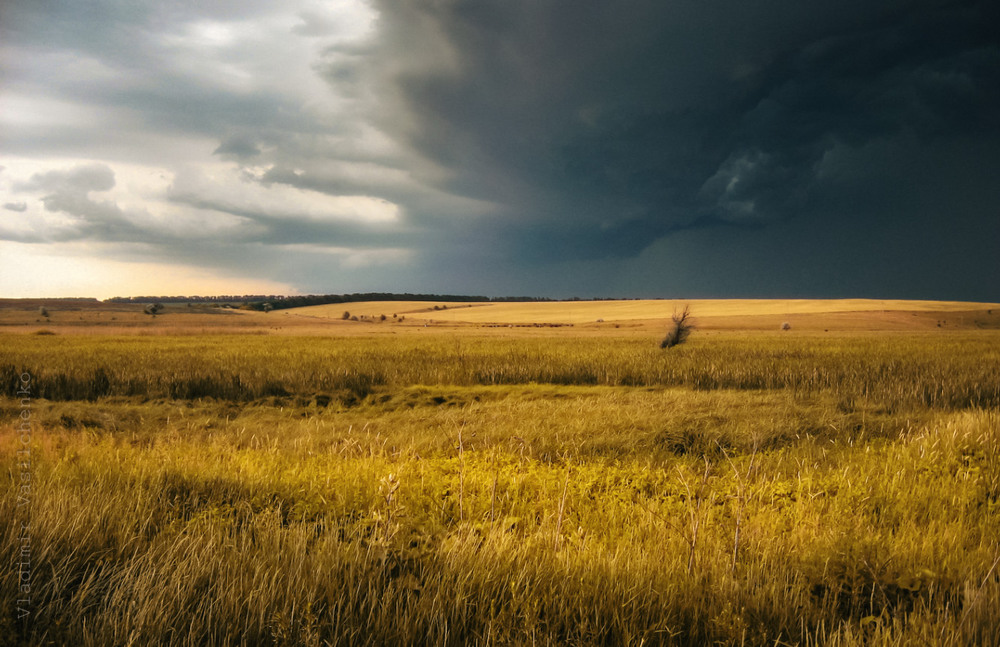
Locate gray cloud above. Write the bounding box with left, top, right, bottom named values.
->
left=2, top=160, right=411, bottom=252
left=20, top=163, right=116, bottom=194
left=292, top=10, right=341, bottom=38
left=3, top=202, right=28, bottom=212
left=164, top=190, right=406, bottom=249
left=3, top=163, right=149, bottom=243
left=213, top=135, right=262, bottom=159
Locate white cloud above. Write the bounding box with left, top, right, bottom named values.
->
left=0, top=157, right=403, bottom=246
left=0, top=91, right=116, bottom=131
left=168, top=162, right=401, bottom=225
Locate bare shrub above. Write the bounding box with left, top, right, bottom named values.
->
left=660, top=305, right=694, bottom=349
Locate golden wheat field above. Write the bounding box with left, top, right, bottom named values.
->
left=293, top=297, right=999, bottom=324
left=2, top=299, right=1000, bottom=645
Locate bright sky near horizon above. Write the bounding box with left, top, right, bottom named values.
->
left=1, top=1, right=998, bottom=300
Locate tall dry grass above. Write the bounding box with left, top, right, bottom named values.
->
left=2, top=332, right=999, bottom=409
left=1, top=332, right=999, bottom=644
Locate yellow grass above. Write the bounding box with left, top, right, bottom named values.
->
left=2, top=324, right=1000, bottom=645
left=293, top=298, right=1000, bottom=324
left=289, top=298, right=1000, bottom=332
left=3, top=331, right=1000, bottom=645
left=4, top=298, right=999, bottom=336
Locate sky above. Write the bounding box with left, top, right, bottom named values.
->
left=1, top=0, right=998, bottom=300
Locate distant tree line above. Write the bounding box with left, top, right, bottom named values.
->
left=105, top=293, right=558, bottom=311
left=106, top=295, right=272, bottom=304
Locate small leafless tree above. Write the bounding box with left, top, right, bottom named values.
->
left=660, top=305, right=694, bottom=349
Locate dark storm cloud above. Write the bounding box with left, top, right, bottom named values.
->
left=357, top=0, right=1000, bottom=278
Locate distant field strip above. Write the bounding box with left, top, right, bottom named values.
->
left=290, top=299, right=1000, bottom=324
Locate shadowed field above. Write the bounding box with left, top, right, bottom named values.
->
left=2, top=302, right=999, bottom=645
